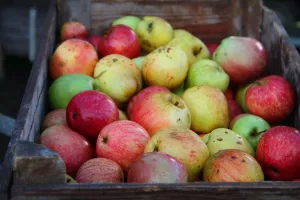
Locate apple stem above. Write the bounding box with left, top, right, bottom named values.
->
left=174, top=101, right=179, bottom=106
left=148, top=22, right=153, bottom=32
left=102, top=137, right=108, bottom=144
left=153, top=146, right=158, bottom=152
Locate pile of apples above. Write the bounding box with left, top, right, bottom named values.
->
left=40, top=15, right=300, bottom=184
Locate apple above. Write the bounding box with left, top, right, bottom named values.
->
left=41, top=124, right=95, bottom=176
left=136, top=16, right=173, bottom=52
left=49, top=39, right=98, bottom=80
left=236, top=83, right=252, bottom=113
left=245, top=75, right=295, bottom=123
left=98, top=25, right=140, bottom=59
left=132, top=56, right=145, bottom=71
left=256, top=126, right=300, bottom=181
left=230, top=114, right=271, bottom=150
left=182, top=85, right=230, bottom=134
left=206, top=43, right=219, bottom=56
left=127, top=152, right=188, bottom=183
left=128, top=90, right=191, bottom=137
left=60, top=21, right=88, bottom=42
left=112, top=16, right=141, bottom=31
left=144, top=127, right=209, bottom=181
left=76, top=158, right=124, bottom=183
left=87, top=35, right=104, bottom=55
left=224, top=87, right=234, bottom=100
left=127, top=86, right=170, bottom=119
left=203, top=149, right=264, bottom=182
left=118, top=109, right=128, bottom=120
left=173, top=29, right=203, bottom=55
left=186, top=59, right=230, bottom=92
left=142, top=45, right=188, bottom=89
left=96, top=120, right=150, bottom=173
left=42, top=109, right=67, bottom=130
left=48, top=74, right=94, bottom=109
left=213, top=36, right=268, bottom=85
left=66, top=90, right=119, bottom=141
left=205, top=128, right=255, bottom=156
left=227, top=99, right=243, bottom=120
left=93, top=54, right=143, bottom=108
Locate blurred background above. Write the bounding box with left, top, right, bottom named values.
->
left=0, top=0, right=299, bottom=164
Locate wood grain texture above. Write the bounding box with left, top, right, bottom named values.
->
left=0, top=0, right=57, bottom=199
left=13, top=140, right=66, bottom=185
left=10, top=182, right=300, bottom=200
left=260, top=6, right=300, bottom=129
left=90, top=0, right=232, bottom=44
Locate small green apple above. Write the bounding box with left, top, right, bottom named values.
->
left=236, top=83, right=252, bottom=112
left=171, top=83, right=185, bottom=97
left=136, top=16, right=173, bottom=52
left=182, top=85, right=230, bottom=134
left=144, top=127, right=209, bottom=181
left=132, top=56, right=145, bottom=71
left=186, top=59, right=230, bottom=92
left=205, top=128, right=255, bottom=156
left=48, top=74, right=94, bottom=109
left=93, top=54, right=143, bottom=108
left=112, top=16, right=141, bottom=31
left=229, top=114, right=270, bottom=150
left=142, top=45, right=188, bottom=89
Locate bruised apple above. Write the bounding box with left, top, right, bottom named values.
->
left=203, top=149, right=264, bottom=182
left=49, top=39, right=98, bottom=80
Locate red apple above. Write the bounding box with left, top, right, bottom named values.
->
left=206, top=43, right=219, bottom=56
left=127, top=86, right=170, bottom=118
left=60, top=21, right=88, bottom=42
left=76, top=158, right=124, bottom=183
left=227, top=99, right=243, bottom=120
left=41, top=124, right=95, bottom=176
left=87, top=35, right=104, bottom=55
left=213, top=36, right=268, bottom=85
left=128, top=90, right=191, bottom=137
left=245, top=75, right=295, bottom=123
left=42, top=109, right=67, bottom=130
left=49, top=39, right=98, bottom=80
left=96, top=120, right=150, bottom=173
left=256, top=126, right=300, bottom=181
left=127, top=152, right=188, bottom=183
left=98, top=24, right=141, bottom=59
left=66, top=90, right=119, bottom=141
left=224, top=87, right=234, bottom=100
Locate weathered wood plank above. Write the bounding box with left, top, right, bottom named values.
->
left=13, top=140, right=66, bottom=185
left=260, top=6, right=300, bottom=129
left=10, top=182, right=300, bottom=200
left=0, top=0, right=57, bottom=199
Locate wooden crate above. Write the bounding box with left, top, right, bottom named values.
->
left=1, top=0, right=300, bottom=199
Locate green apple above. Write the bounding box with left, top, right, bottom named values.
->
left=132, top=56, right=145, bottom=71
left=182, top=85, right=230, bottom=134
left=48, top=74, right=94, bottom=109
left=144, top=127, right=209, bottom=181
left=229, top=114, right=271, bottom=150
left=186, top=59, right=230, bottom=92
left=118, top=109, right=128, bottom=120
left=195, top=45, right=210, bottom=61
left=205, top=128, right=255, bottom=156
left=112, top=16, right=141, bottom=31
left=142, top=45, right=188, bottom=89
left=171, top=83, right=185, bottom=97
left=136, top=16, right=173, bottom=52
left=93, top=54, right=143, bottom=108
left=236, top=83, right=252, bottom=112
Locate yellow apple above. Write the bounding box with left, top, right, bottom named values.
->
left=136, top=16, right=173, bottom=52
left=142, top=45, right=188, bottom=89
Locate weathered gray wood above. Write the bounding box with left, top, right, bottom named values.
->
left=260, top=6, right=300, bottom=129
left=13, top=140, right=66, bottom=185
left=10, top=182, right=300, bottom=200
